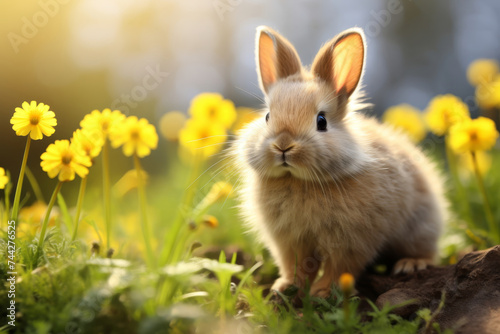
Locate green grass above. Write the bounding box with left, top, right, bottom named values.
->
left=1, top=136, right=499, bottom=334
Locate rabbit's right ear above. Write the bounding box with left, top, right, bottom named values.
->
left=256, top=26, right=302, bottom=95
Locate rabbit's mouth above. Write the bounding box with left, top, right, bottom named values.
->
left=281, top=162, right=290, bottom=167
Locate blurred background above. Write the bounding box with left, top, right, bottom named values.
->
left=1, top=0, right=500, bottom=198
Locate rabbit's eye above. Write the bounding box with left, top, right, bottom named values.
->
left=265, top=113, right=270, bottom=123
left=317, top=113, right=327, bottom=131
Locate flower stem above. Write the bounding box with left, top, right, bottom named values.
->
left=11, top=136, right=31, bottom=221
left=35, top=181, right=63, bottom=267
left=3, top=171, right=12, bottom=229
left=471, top=151, right=499, bottom=244
left=159, top=153, right=202, bottom=266
left=134, top=154, right=155, bottom=268
left=445, top=136, right=474, bottom=229
left=343, top=299, right=350, bottom=324
left=102, top=139, right=112, bottom=250
left=72, top=177, right=88, bottom=242
left=25, top=166, right=46, bottom=203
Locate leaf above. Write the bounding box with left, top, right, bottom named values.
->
left=219, top=250, right=226, bottom=263
left=162, top=257, right=243, bottom=277
left=180, top=291, right=209, bottom=300
left=199, top=258, right=244, bottom=275
left=57, top=193, right=73, bottom=233
left=107, top=267, right=133, bottom=289
left=85, top=219, right=103, bottom=245
left=235, top=261, right=263, bottom=295
left=417, top=308, right=432, bottom=322
left=162, top=261, right=204, bottom=276
left=87, top=258, right=131, bottom=268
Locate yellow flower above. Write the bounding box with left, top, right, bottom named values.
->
left=109, top=116, right=158, bottom=157
left=0, top=168, right=9, bottom=189
left=17, top=201, right=59, bottom=238
left=179, top=119, right=228, bottom=159
left=459, top=150, right=492, bottom=177
left=202, top=215, right=219, bottom=229
left=449, top=117, right=499, bottom=153
left=475, top=77, right=500, bottom=110
left=467, top=59, right=499, bottom=86
left=113, top=169, right=149, bottom=198
left=193, top=181, right=233, bottom=217
left=71, top=129, right=103, bottom=159
left=189, top=93, right=237, bottom=129
left=40, top=140, right=92, bottom=182
left=10, top=101, right=57, bottom=140
left=202, top=181, right=232, bottom=206
left=80, top=109, right=125, bottom=142
left=233, top=107, right=260, bottom=133
left=339, top=273, right=355, bottom=296
left=159, top=111, right=187, bottom=142
left=382, top=104, right=426, bottom=143
left=425, top=95, right=470, bottom=136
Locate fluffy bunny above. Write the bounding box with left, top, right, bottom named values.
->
left=233, top=26, right=447, bottom=297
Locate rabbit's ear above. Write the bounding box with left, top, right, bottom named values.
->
left=256, top=26, right=302, bottom=95
left=312, top=29, right=365, bottom=99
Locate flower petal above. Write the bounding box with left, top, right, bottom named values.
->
left=30, top=126, right=43, bottom=140
left=59, top=166, right=75, bottom=182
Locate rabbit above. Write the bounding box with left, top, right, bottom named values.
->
left=232, top=26, right=447, bottom=297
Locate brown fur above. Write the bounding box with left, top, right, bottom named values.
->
left=233, top=26, right=447, bottom=297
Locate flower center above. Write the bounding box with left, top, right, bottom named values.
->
left=470, top=131, right=478, bottom=141
left=130, top=129, right=140, bottom=140
left=200, top=130, right=209, bottom=142
left=102, top=120, right=109, bottom=131
left=82, top=146, right=92, bottom=156
left=30, top=114, right=40, bottom=125
left=209, top=107, right=216, bottom=118
left=62, top=153, right=72, bottom=165
left=443, top=110, right=451, bottom=125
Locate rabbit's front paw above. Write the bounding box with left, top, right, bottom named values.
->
left=271, top=277, right=294, bottom=293
left=393, top=258, right=433, bottom=274
left=310, top=286, right=331, bottom=298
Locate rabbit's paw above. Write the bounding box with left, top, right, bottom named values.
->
left=393, top=258, right=433, bottom=274
left=271, top=277, right=294, bottom=293
left=310, top=286, right=331, bottom=298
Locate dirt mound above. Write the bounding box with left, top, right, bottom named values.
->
left=357, top=246, right=500, bottom=333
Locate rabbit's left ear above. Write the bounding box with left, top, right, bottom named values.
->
left=312, top=29, right=365, bottom=99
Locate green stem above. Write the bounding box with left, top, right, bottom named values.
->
left=3, top=171, right=12, bottom=229
left=445, top=136, right=474, bottom=229
left=11, top=136, right=31, bottom=221
left=471, top=151, right=499, bottom=244
left=343, top=300, right=350, bottom=324
left=169, top=226, right=191, bottom=266
left=25, top=166, right=45, bottom=203
left=72, top=177, right=88, bottom=241
left=134, top=154, right=155, bottom=268
left=159, top=153, right=202, bottom=266
left=102, top=140, right=112, bottom=250
left=35, top=181, right=63, bottom=266
left=57, top=193, right=73, bottom=233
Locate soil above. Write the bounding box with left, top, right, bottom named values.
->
left=356, top=246, right=500, bottom=334
left=198, top=245, right=500, bottom=333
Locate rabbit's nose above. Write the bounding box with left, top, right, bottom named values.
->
left=273, top=132, right=295, bottom=153
left=273, top=144, right=294, bottom=153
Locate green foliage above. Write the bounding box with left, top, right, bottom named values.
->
left=3, top=124, right=500, bottom=333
